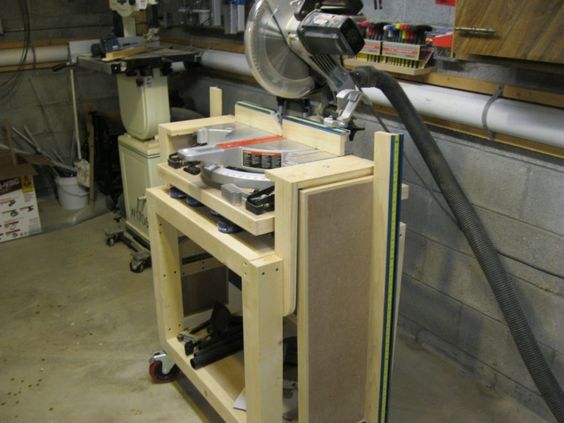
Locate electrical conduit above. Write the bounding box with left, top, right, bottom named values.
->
left=0, top=45, right=68, bottom=67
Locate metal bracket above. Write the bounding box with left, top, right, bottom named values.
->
left=197, top=127, right=234, bottom=144
left=323, top=88, right=367, bottom=129
left=149, top=351, right=176, bottom=375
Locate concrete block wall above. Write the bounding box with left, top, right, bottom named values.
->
left=0, top=0, right=118, bottom=196
left=356, top=113, right=564, bottom=422
left=0, top=70, right=118, bottom=164
left=0, top=0, right=112, bottom=43
left=171, top=71, right=563, bottom=421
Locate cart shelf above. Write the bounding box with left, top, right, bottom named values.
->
left=146, top=186, right=274, bottom=276
left=166, top=337, right=247, bottom=423
left=158, top=164, right=275, bottom=236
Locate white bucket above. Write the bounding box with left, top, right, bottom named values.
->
left=55, top=176, right=89, bottom=210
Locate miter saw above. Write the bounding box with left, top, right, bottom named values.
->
left=173, top=118, right=338, bottom=215
left=175, top=0, right=369, bottom=207
left=245, top=0, right=367, bottom=128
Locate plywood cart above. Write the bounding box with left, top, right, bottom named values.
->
left=147, top=102, right=408, bottom=423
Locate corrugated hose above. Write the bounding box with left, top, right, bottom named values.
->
left=350, top=66, right=564, bottom=422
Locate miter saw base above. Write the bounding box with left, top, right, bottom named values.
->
left=174, top=122, right=336, bottom=194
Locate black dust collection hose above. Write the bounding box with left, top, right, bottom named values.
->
left=349, top=66, right=564, bottom=422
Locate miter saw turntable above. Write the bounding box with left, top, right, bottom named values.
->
left=163, top=104, right=344, bottom=223
left=170, top=121, right=337, bottom=213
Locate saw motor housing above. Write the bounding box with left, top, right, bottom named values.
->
left=245, top=0, right=366, bottom=131
left=297, top=12, right=364, bottom=56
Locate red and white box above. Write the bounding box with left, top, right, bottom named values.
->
left=0, top=153, right=41, bottom=243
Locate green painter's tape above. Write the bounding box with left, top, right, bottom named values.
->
left=235, top=101, right=274, bottom=114
left=284, top=115, right=349, bottom=135
left=378, top=133, right=403, bottom=423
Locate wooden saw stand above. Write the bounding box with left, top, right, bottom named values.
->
left=147, top=102, right=408, bottom=423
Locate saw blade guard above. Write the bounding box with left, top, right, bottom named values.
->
left=245, top=0, right=316, bottom=99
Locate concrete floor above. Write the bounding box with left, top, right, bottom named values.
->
left=0, top=213, right=546, bottom=422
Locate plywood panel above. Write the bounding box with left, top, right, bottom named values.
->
left=210, top=86, right=223, bottom=117
left=454, top=0, right=564, bottom=64
left=298, top=177, right=373, bottom=423
left=267, top=155, right=375, bottom=316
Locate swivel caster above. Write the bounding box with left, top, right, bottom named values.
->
left=148, top=351, right=180, bottom=383
left=129, top=251, right=151, bottom=274
left=129, top=261, right=145, bottom=273
left=104, top=229, right=123, bottom=247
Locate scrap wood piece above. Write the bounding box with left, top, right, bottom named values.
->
left=102, top=46, right=147, bottom=62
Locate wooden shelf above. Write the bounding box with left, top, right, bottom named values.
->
left=146, top=186, right=274, bottom=276
left=158, top=164, right=275, bottom=236
left=345, top=58, right=435, bottom=76
left=165, top=337, right=247, bottom=423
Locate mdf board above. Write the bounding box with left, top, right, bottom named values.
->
left=454, top=0, right=564, bottom=64
left=298, top=177, right=374, bottom=423
left=181, top=267, right=228, bottom=316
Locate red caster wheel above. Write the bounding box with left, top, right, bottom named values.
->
left=148, top=355, right=180, bottom=384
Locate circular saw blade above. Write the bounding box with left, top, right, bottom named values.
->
left=245, top=0, right=315, bottom=99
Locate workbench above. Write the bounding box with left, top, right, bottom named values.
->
left=147, top=102, right=408, bottom=422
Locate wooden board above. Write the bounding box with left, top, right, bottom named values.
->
left=267, top=155, right=375, bottom=316
left=345, top=58, right=435, bottom=76
left=147, top=186, right=274, bottom=276
left=267, top=153, right=407, bottom=317
left=165, top=338, right=247, bottom=423
left=454, top=0, right=564, bottom=64
left=365, top=132, right=404, bottom=423
left=148, top=184, right=283, bottom=422
left=234, top=102, right=282, bottom=135
left=282, top=117, right=347, bottom=156
left=102, top=46, right=147, bottom=61
left=158, top=163, right=275, bottom=236
left=159, top=115, right=236, bottom=159
left=397, top=72, right=564, bottom=109
left=241, top=255, right=284, bottom=423
left=298, top=176, right=374, bottom=423
left=210, top=86, right=223, bottom=117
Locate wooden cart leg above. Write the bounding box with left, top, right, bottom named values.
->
left=148, top=206, right=183, bottom=346
left=365, top=132, right=404, bottom=423
left=242, top=257, right=284, bottom=423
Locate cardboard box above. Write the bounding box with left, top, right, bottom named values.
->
left=0, top=153, right=41, bottom=243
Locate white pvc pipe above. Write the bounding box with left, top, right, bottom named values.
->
left=363, top=83, right=564, bottom=149
left=200, top=50, right=251, bottom=76
left=198, top=50, right=564, bottom=149
left=0, top=45, right=68, bottom=66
